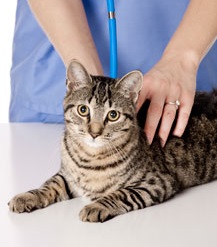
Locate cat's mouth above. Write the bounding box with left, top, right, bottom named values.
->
left=83, top=136, right=105, bottom=148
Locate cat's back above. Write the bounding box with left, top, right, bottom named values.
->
left=191, top=89, right=217, bottom=120
left=184, top=89, right=217, bottom=142
left=162, top=89, right=217, bottom=188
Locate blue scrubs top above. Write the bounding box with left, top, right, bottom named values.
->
left=10, top=0, right=217, bottom=123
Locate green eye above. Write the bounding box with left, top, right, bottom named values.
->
left=77, top=105, right=90, bottom=117
left=107, top=110, right=120, bottom=122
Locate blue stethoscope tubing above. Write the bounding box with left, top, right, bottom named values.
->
left=106, top=0, right=118, bottom=78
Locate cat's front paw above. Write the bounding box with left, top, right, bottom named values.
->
left=79, top=202, right=114, bottom=223
left=8, top=192, right=41, bottom=213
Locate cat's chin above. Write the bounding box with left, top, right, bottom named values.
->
left=83, top=137, right=105, bottom=149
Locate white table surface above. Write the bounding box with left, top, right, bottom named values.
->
left=1, top=123, right=217, bottom=247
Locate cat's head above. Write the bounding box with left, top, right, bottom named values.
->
left=64, top=60, right=143, bottom=149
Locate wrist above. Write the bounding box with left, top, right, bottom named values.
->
left=162, top=47, right=200, bottom=73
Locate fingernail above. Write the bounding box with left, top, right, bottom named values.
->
left=160, top=139, right=165, bottom=147
left=146, top=135, right=152, bottom=145
left=173, top=130, right=182, bottom=137
left=159, top=136, right=166, bottom=147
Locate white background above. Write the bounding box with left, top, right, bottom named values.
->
left=0, top=2, right=16, bottom=123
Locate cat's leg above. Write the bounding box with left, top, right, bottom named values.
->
left=8, top=173, right=73, bottom=213
left=80, top=178, right=178, bottom=222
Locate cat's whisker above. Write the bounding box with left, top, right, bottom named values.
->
left=107, top=140, right=129, bottom=163
left=104, top=142, right=119, bottom=165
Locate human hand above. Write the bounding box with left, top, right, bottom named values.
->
left=137, top=52, right=198, bottom=146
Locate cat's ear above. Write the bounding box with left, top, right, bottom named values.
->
left=66, top=59, right=92, bottom=91
left=115, top=70, right=143, bottom=103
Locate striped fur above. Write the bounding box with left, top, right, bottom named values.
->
left=9, top=60, right=217, bottom=223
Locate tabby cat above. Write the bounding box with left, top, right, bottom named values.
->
left=9, top=60, right=217, bottom=223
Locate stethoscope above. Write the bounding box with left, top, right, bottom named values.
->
left=107, top=0, right=117, bottom=78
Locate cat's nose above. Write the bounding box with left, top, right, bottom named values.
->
left=88, top=122, right=103, bottom=139
left=89, top=132, right=101, bottom=139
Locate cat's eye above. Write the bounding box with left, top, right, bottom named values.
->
left=107, top=110, right=120, bottom=122
left=77, top=105, right=90, bottom=117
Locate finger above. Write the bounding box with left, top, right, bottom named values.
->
left=136, top=75, right=154, bottom=112
left=136, top=89, right=148, bottom=112
left=159, top=103, right=177, bottom=147
left=159, top=83, right=181, bottom=146
left=144, top=94, right=165, bottom=144
left=173, top=94, right=194, bottom=137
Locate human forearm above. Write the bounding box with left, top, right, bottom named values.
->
left=27, top=0, right=103, bottom=75
left=163, top=0, right=217, bottom=66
